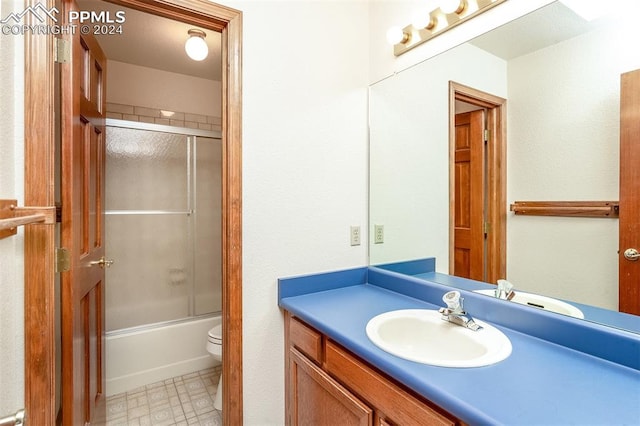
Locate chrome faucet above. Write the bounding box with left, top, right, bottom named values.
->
left=439, top=291, right=482, bottom=331
left=495, top=279, right=516, bottom=300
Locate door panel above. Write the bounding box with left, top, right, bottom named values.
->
left=60, top=0, right=107, bottom=424
left=620, top=69, right=640, bottom=314
left=453, top=110, right=485, bottom=280
left=289, top=348, right=372, bottom=426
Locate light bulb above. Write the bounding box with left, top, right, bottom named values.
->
left=386, top=26, right=409, bottom=45
left=411, top=11, right=435, bottom=30
left=440, top=0, right=464, bottom=14
left=185, top=29, right=208, bottom=61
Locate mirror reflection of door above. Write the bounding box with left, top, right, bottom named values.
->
left=449, top=82, right=506, bottom=285
left=453, top=109, right=485, bottom=280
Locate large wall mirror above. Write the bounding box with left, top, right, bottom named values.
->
left=369, top=1, right=640, bottom=333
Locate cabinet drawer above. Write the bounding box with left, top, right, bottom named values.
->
left=325, top=341, right=457, bottom=426
left=289, top=317, right=323, bottom=364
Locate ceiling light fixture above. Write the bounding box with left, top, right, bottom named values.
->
left=185, top=29, right=208, bottom=61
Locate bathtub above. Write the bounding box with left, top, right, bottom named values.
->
left=106, top=315, right=220, bottom=396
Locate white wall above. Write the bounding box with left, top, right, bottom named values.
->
left=0, top=0, right=25, bottom=414
left=222, top=1, right=370, bottom=424
left=107, top=60, right=222, bottom=117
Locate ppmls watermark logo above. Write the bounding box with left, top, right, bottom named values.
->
left=1, top=3, right=125, bottom=36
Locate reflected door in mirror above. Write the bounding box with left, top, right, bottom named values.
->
left=454, top=110, right=486, bottom=280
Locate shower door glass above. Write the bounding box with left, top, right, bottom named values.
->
left=195, top=137, right=222, bottom=315
left=105, top=125, right=221, bottom=331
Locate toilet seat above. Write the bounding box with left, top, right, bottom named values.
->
left=208, top=325, right=222, bottom=344
left=206, top=324, right=223, bottom=360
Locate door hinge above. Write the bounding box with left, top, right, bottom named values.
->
left=55, top=38, right=70, bottom=64
left=484, top=222, right=491, bottom=234
left=484, top=129, right=490, bottom=143
left=55, top=247, right=70, bottom=273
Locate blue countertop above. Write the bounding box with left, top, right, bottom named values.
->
left=279, top=267, right=640, bottom=425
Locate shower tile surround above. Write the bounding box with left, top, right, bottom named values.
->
left=106, top=102, right=222, bottom=132
left=106, top=367, right=222, bottom=426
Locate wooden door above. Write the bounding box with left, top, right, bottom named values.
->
left=453, top=110, right=485, bottom=280
left=60, top=0, right=108, bottom=424
left=619, top=69, right=640, bottom=314
left=289, top=348, right=372, bottom=426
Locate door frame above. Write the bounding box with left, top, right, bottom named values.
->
left=23, top=0, right=243, bottom=424
left=449, top=81, right=506, bottom=284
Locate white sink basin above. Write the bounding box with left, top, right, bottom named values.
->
left=365, top=309, right=512, bottom=368
left=474, top=289, right=584, bottom=319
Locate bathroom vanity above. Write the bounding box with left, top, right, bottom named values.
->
left=286, top=313, right=459, bottom=425
left=279, top=267, right=640, bottom=425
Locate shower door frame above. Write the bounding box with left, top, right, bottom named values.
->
left=104, top=119, right=223, bottom=330
left=22, top=0, right=243, bottom=424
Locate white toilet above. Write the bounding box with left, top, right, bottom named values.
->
left=206, top=324, right=223, bottom=411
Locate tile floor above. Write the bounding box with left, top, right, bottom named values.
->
left=106, top=366, right=222, bottom=426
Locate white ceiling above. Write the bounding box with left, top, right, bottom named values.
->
left=469, top=2, right=598, bottom=60
left=77, top=0, right=222, bottom=81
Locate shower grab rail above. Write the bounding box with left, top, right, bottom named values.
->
left=0, top=409, right=25, bottom=426
left=0, top=199, right=56, bottom=240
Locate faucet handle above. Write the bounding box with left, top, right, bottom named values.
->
left=497, top=279, right=513, bottom=292
left=442, top=290, right=462, bottom=310
left=496, top=279, right=516, bottom=300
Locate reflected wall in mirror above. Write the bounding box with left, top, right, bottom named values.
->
left=369, top=1, right=640, bottom=331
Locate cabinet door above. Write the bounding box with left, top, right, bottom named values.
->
left=289, top=348, right=373, bottom=426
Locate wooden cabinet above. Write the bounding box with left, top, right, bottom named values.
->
left=285, top=313, right=462, bottom=426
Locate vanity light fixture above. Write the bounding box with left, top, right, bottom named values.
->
left=388, top=0, right=508, bottom=57
left=185, top=29, right=208, bottom=61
